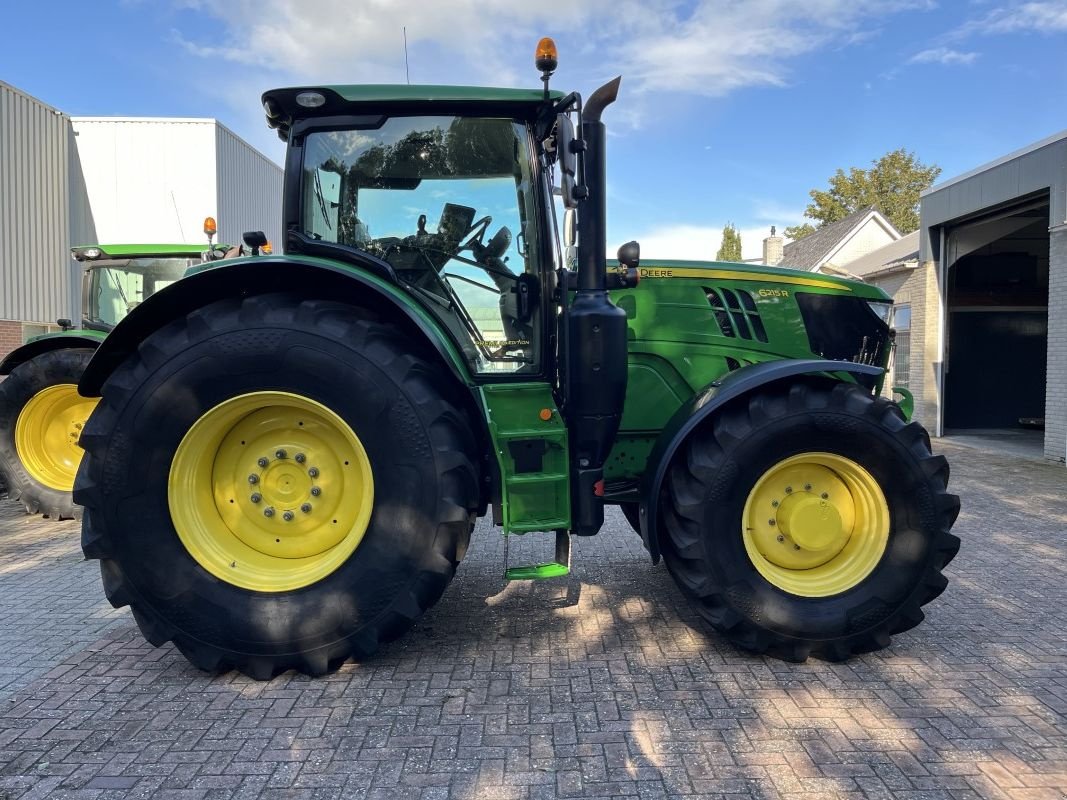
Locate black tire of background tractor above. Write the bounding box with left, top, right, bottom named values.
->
left=0, top=348, right=94, bottom=520
left=75, top=294, right=480, bottom=679
left=661, top=381, right=961, bottom=662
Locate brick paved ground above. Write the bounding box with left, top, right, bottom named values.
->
left=0, top=441, right=1064, bottom=799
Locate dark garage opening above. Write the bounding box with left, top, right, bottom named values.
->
left=944, top=198, right=1050, bottom=430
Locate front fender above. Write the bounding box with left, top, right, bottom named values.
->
left=79, top=255, right=474, bottom=395
left=0, top=330, right=108, bottom=375
left=636, top=359, right=884, bottom=563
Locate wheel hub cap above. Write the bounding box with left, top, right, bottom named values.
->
left=777, top=493, right=843, bottom=551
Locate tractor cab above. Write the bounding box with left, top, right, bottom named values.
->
left=74, top=244, right=219, bottom=330
left=264, top=86, right=570, bottom=376
left=73, top=220, right=233, bottom=331
left=296, top=114, right=546, bottom=372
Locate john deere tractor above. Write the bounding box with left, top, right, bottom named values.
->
left=0, top=226, right=235, bottom=518
left=74, top=40, right=959, bottom=678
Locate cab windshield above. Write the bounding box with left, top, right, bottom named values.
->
left=85, top=257, right=198, bottom=327
left=300, top=116, right=541, bottom=373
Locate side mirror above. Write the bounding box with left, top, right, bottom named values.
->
left=617, top=240, right=640, bottom=269
left=562, top=208, right=577, bottom=270
left=242, top=231, right=268, bottom=256
left=563, top=208, right=576, bottom=247
left=555, top=114, right=584, bottom=209
left=56, top=318, right=73, bottom=331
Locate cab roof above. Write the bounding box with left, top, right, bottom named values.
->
left=262, top=84, right=564, bottom=141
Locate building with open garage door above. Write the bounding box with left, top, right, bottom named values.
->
left=917, top=129, right=1066, bottom=464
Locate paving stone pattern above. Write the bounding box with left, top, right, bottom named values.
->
left=0, top=441, right=1064, bottom=799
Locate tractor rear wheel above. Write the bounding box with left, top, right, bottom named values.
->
left=75, top=294, right=479, bottom=678
left=0, top=348, right=97, bottom=519
left=661, top=381, right=960, bottom=662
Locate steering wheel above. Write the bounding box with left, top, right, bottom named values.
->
left=459, top=215, right=492, bottom=251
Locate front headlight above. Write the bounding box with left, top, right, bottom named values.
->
left=866, top=301, right=893, bottom=326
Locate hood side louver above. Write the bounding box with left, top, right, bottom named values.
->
left=705, top=287, right=768, bottom=343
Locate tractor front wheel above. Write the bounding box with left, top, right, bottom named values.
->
left=75, top=294, right=479, bottom=678
left=661, top=381, right=960, bottom=662
left=0, top=348, right=97, bottom=519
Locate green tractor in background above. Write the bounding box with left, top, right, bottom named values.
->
left=74, top=40, right=960, bottom=678
left=0, top=223, right=238, bottom=518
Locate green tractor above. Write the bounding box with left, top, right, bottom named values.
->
left=0, top=226, right=237, bottom=518
left=74, top=41, right=960, bottom=678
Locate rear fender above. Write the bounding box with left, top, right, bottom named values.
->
left=636, top=359, right=884, bottom=563
left=79, top=255, right=474, bottom=395
left=0, top=330, right=107, bottom=375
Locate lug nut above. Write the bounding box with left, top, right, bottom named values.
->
left=821, top=492, right=829, bottom=499
left=776, top=534, right=784, bottom=543
left=768, top=519, right=776, bottom=526
left=248, top=474, right=259, bottom=484
left=804, top=483, right=812, bottom=491
left=301, top=503, right=312, bottom=514
left=308, top=467, right=319, bottom=478
left=784, top=486, right=793, bottom=494
left=793, top=544, right=801, bottom=550
left=310, top=486, right=321, bottom=497
left=250, top=493, right=262, bottom=504
left=275, top=449, right=287, bottom=459
left=257, top=457, right=269, bottom=468
left=295, top=453, right=306, bottom=464
left=283, top=510, right=295, bottom=521
left=771, top=500, right=779, bottom=508
left=264, top=506, right=275, bottom=518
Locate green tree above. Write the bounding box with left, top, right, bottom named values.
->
left=784, top=223, right=816, bottom=240
left=716, top=222, right=743, bottom=262
left=788, top=149, right=941, bottom=239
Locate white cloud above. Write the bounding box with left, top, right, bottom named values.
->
left=959, top=1, right=1067, bottom=36
left=617, top=225, right=720, bottom=262
left=908, top=47, right=980, bottom=65
left=617, top=223, right=782, bottom=262
left=170, top=0, right=935, bottom=99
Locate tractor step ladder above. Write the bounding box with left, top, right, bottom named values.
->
left=504, top=529, right=571, bottom=580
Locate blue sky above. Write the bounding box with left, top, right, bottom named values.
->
left=2, top=0, right=1065, bottom=259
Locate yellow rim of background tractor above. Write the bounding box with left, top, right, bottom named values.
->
left=741, top=452, right=889, bottom=597
left=169, top=391, right=374, bottom=592
left=14, top=384, right=99, bottom=492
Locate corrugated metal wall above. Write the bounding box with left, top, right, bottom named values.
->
left=70, top=118, right=219, bottom=246
left=0, top=81, right=75, bottom=324
left=215, top=124, right=283, bottom=250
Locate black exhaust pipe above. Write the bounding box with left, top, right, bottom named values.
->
left=566, top=76, right=627, bottom=536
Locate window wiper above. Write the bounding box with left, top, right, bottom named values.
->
left=313, top=170, right=332, bottom=231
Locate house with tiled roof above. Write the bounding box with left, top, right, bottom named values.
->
left=766, top=207, right=903, bottom=274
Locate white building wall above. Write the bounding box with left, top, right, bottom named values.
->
left=0, top=81, right=75, bottom=328
left=70, top=118, right=219, bottom=246
left=215, top=124, right=283, bottom=250
left=826, top=219, right=899, bottom=270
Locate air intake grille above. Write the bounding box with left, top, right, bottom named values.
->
left=705, top=287, right=768, bottom=342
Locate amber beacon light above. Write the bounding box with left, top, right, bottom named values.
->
left=535, top=37, right=558, bottom=73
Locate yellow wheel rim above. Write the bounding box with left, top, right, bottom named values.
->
left=742, top=452, right=889, bottom=597
left=169, top=391, right=374, bottom=592
left=14, top=384, right=99, bottom=492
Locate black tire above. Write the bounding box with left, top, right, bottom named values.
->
left=661, top=381, right=960, bottom=662
left=75, top=294, right=480, bottom=678
left=619, top=502, right=641, bottom=534
left=0, top=348, right=95, bottom=520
